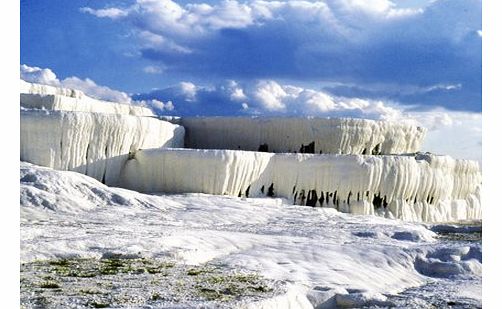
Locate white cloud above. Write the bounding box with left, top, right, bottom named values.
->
left=418, top=111, right=481, bottom=163
left=80, top=0, right=480, bottom=112
left=59, top=77, right=132, bottom=103
left=408, top=109, right=454, bottom=130
left=143, top=99, right=175, bottom=112
left=20, top=64, right=59, bottom=86
left=164, top=100, right=175, bottom=111
left=82, top=0, right=264, bottom=41
left=81, top=0, right=342, bottom=43
left=253, top=80, right=289, bottom=111
left=94, top=0, right=422, bottom=43
left=249, top=80, right=407, bottom=120
left=20, top=64, right=132, bottom=104
left=149, top=99, right=165, bottom=110
left=226, top=80, right=247, bottom=101
left=424, top=83, right=462, bottom=92
left=137, top=30, right=165, bottom=47
left=335, top=0, right=422, bottom=18
left=143, top=65, right=165, bottom=74
left=80, top=7, right=128, bottom=19
left=179, top=82, right=198, bottom=101
left=230, top=88, right=246, bottom=101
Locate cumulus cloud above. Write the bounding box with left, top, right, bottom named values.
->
left=139, top=98, right=175, bottom=112
left=253, top=80, right=289, bottom=111
left=82, top=0, right=481, bottom=111
left=244, top=80, right=405, bottom=120
left=21, top=64, right=132, bottom=103
left=179, top=82, right=198, bottom=102
left=80, top=7, right=128, bottom=19
left=21, top=64, right=178, bottom=113
left=133, top=78, right=455, bottom=127
left=59, top=77, right=132, bottom=104
left=20, top=64, right=59, bottom=86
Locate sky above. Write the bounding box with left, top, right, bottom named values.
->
left=20, top=0, right=482, bottom=162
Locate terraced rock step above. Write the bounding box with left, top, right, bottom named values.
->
left=178, top=116, right=426, bottom=155
left=121, top=148, right=481, bottom=222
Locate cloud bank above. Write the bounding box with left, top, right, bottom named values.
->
left=82, top=0, right=481, bottom=111
left=21, top=64, right=132, bottom=104
left=20, top=64, right=175, bottom=113
left=133, top=79, right=408, bottom=120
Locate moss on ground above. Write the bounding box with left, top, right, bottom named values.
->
left=20, top=257, right=279, bottom=308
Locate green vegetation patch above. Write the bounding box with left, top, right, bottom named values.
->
left=20, top=257, right=280, bottom=308
left=194, top=272, right=273, bottom=302
left=39, top=281, right=60, bottom=289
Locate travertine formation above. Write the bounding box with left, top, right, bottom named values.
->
left=121, top=149, right=481, bottom=222
left=20, top=80, right=154, bottom=116
left=20, top=81, right=184, bottom=185
left=20, top=81, right=481, bottom=222
left=179, top=117, right=426, bottom=155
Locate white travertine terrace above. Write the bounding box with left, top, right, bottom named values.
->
left=20, top=80, right=154, bottom=117
left=20, top=110, right=184, bottom=186
left=19, top=81, right=481, bottom=222
left=121, top=149, right=481, bottom=222
left=179, top=117, right=426, bottom=155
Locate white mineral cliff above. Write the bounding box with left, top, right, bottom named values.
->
left=20, top=80, right=154, bottom=117
left=121, top=149, right=481, bottom=222
left=20, top=110, right=184, bottom=186
left=19, top=82, right=481, bottom=222
left=179, top=117, right=426, bottom=155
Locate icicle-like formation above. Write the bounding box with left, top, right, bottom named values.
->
left=122, top=149, right=274, bottom=196
left=20, top=110, right=184, bottom=185
left=179, top=117, right=426, bottom=155
left=121, top=149, right=481, bottom=222
left=20, top=80, right=154, bottom=117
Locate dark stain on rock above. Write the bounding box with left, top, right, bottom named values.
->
left=267, top=183, right=275, bottom=197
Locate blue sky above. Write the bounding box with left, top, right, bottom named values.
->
left=21, top=0, right=482, bottom=161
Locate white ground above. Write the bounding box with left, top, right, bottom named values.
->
left=20, top=162, right=481, bottom=308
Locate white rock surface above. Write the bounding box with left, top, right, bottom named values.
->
left=20, top=80, right=154, bottom=116
left=20, top=110, right=184, bottom=185
left=179, top=117, right=426, bottom=155
left=20, top=162, right=482, bottom=307
left=121, top=149, right=481, bottom=222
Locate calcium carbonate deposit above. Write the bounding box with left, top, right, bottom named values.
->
left=179, top=116, right=426, bottom=155
left=21, top=80, right=154, bottom=116
left=20, top=109, right=184, bottom=186
left=20, top=81, right=482, bottom=308
left=121, top=149, right=481, bottom=222
left=20, top=81, right=481, bottom=222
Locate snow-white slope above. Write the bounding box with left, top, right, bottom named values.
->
left=20, top=80, right=154, bottom=116
left=180, top=117, right=426, bottom=155
left=20, top=110, right=184, bottom=185
left=20, top=162, right=482, bottom=308
left=121, top=149, right=481, bottom=222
